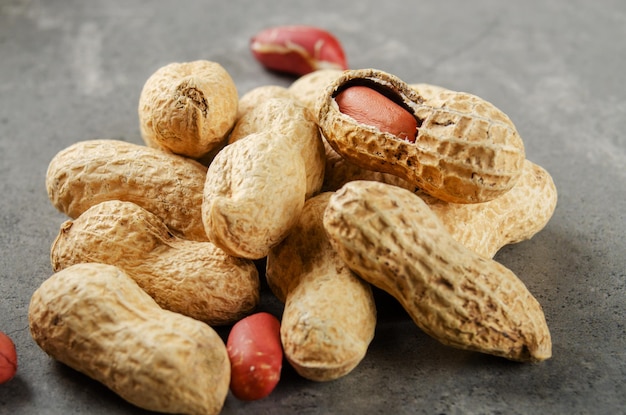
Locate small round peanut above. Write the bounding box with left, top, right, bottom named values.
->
left=0, top=331, right=17, bottom=384
left=335, top=85, right=418, bottom=142
left=138, top=60, right=238, bottom=159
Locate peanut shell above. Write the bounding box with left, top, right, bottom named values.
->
left=266, top=192, right=376, bottom=381
left=419, top=159, right=558, bottom=258
left=321, top=136, right=416, bottom=192
left=236, top=85, right=294, bottom=120
left=228, top=96, right=325, bottom=198
left=46, top=139, right=209, bottom=241
left=138, top=60, right=238, bottom=159
left=323, top=180, right=551, bottom=362
left=318, top=68, right=526, bottom=204
left=29, top=263, right=230, bottom=415
left=203, top=131, right=307, bottom=259
left=51, top=200, right=260, bottom=325
left=288, top=68, right=344, bottom=116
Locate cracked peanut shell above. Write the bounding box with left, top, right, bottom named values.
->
left=317, top=69, right=526, bottom=204
left=323, top=180, right=551, bottom=362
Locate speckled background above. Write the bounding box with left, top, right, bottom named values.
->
left=1, top=1, right=625, bottom=414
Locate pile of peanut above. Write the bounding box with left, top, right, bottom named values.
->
left=30, top=36, right=557, bottom=414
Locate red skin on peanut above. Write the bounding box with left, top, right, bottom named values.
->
left=227, top=312, right=283, bottom=401
left=0, top=331, right=17, bottom=384
left=335, top=85, right=418, bottom=143
left=250, top=25, right=348, bottom=76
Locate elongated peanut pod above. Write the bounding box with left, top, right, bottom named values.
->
left=267, top=192, right=376, bottom=381
left=51, top=200, right=259, bottom=326
left=46, top=139, right=209, bottom=241
left=29, top=263, right=230, bottom=415
left=323, top=181, right=551, bottom=362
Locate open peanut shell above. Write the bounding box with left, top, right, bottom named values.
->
left=317, top=68, right=525, bottom=204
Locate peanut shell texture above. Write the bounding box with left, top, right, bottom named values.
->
left=323, top=180, right=552, bottom=362
left=138, top=60, right=238, bottom=159
left=50, top=200, right=260, bottom=326
left=419, top=159, right=558, bottom=258
left=318, top=68, right=526, bottom=204
left=28, top=263, right=230, bottom=415
left=45, top=139, right=209, bottom=242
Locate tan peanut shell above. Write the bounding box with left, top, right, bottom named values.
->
left=51, top=200, right=260, bottom=325
left=228, top=96, right=325, bottom=198
left=203, top=131, right=307, bottom=259
left=318, top=68, right=526, bottom=204
left=323, top=180, right=551, bottom=362
left=408, top=82, right=450, bottom=101
left=266, top=192, right=376, bottom=381
left=419, top=159, right=558, bottom=258
left=321, top=136, right=416, bottom=192
left=288, top=68, right=344, bottom=116
left=138, top=60, right=238, bottom=159
left=46, top=139, right=209, bottom=241
left=236, top=85, right=294, bottom=120
left=29, top=263, right=230, bottom=415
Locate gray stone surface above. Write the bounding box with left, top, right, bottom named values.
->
left=1, top=0, right=625, bottom=414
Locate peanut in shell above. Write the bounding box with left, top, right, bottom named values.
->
left=266, top=192, right=376, bottom=381
left=51, top=200, right=260, bottom=326
left=46, top=139, right=209, bottom=242
left=323, top=180, right=552, bottom=362
left=317, top=68, right=526, bottom=204
left=29, top=263, right=230, bottom=415
left=138, top=60, right=238, bottom=159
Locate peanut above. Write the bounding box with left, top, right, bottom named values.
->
left=418, top=159, right=558, bottom=258
left=323, top=180, right=552, bottom=362
left=46, top=139, right=209, bottom=242
left=318, top=69, right=526, bottom=204
left=0, top=331, right=17, bottom=384
left=227, top=312, right=283, bottom=401
left=266, top=192, right=376, bottom=381
left=203, top=130, right=307, bottom=259
left=138, top=60, right=238, bottom=159
left=50, top=200, right=260, bottom=325
left=228, top=96, right=325, bottom=198
left=250, top=26, right=348, bottom=76
left=335, top=85, right=418, bottom=142
left=29, top=263, right=230, bottom=415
